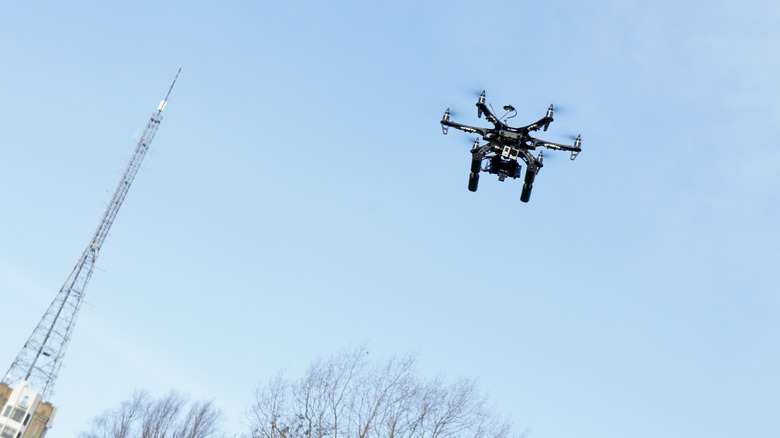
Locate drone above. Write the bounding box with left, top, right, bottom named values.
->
left=441, top=91, right=582, bottom=202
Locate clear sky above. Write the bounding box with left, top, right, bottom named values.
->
left=1, top=1, right=779, bottom=437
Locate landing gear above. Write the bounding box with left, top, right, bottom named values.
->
left=468, top=172, right=479, bottom=192
left=468, top=149, right=483, bottom=192
left=520, top=165, right=537, bottom=203
left=470, top=155, right=482, bottom=174
left=520, top=184, right=532, bottom=202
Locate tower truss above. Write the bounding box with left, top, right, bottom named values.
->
left=2, top=69, right=181, bottom=400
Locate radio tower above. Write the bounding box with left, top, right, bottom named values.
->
left=1, top=70, right=180, bottom=437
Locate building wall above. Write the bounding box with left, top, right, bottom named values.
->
left=0, top=383, right=11, bottom=412
left=0, top=382, right=55, bottom=438
left=22, top=401, right=54, bottom=438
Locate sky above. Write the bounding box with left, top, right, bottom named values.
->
left=1, top=0, right=779, bottom=437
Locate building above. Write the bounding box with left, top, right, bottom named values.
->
left=0, top=382, right=55, bottom=438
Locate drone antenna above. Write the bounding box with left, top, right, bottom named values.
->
left=489, top=103, right=506, bottom=123
left=499, top=104, right=517, bottom=123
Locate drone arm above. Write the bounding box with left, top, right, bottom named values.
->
left=533, top=139, right=576, bottom=151
left=520, top=105, right=555, bottom=132
left=524, top=118, right=552, bottom=132
left=532, top=135, right=582, bottom=160
left=521, top=117, right=554, bottom=133
left=440, top=120, right=489, bottom=137
left=476, top=101, right=504, bottom=127
left=473, top=90, right=507, bottom=128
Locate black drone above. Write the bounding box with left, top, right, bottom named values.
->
left=441, top=91, right=581, bottom=202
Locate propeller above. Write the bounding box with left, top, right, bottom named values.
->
left=476, top=90, right=486, bottom=118
left=548, top=103, right=569, bottom=115
left=445, top=108, right=463, bottom=118
left=536, top=149, right=560, bottom=165
left=462, top=137, right=481, bottom=148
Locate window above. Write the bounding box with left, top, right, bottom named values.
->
left=1, top=406, right=10, bottom=417
left=10, top=408, right=24, bottom=423
left=23, top=413, right=31, bottom=426
left=0, top=426, right=17, bottom=438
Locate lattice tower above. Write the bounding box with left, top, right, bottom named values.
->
left=2, top=69, right=181, bottom=400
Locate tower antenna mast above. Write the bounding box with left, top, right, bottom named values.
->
left=2, top=69, right=181, bottom=400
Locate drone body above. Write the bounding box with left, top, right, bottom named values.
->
left=441, top=91, right=581, bottom=202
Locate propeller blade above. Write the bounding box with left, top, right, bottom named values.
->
left=549, top=104, right=568, bottom=115
left=446, top=108, right=462, bottom=118
left=469, top=89, right=484, bottom=99
left=537, top=149, right=560, bottom=163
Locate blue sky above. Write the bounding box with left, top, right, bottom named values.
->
left=1, top=1, right=779, bottom=437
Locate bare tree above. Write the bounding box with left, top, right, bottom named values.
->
left=80, top=390, right=223, bottom=438
left=245, top=348, right=521, bottom=438
left=80, top=391, right=149, bottom=438
left=175, top=399, right=223, bottom=438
